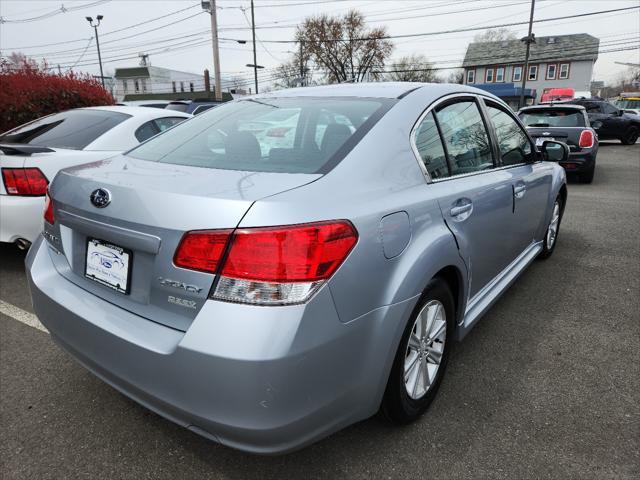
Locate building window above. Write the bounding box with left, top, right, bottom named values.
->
left=512, top=66, right=522, bottom=82
left=134, top=79, right=140, bottom=93
left=528, top=65, right=538, bottom=81
left=172, top=81, right=176, bottom=93
left=180, top=81, right=184, bottom=93
left=189, top=82, right=194, bottom=92
left=546, top=64, right=557, bottom=80
left=485, top=68, right=494, bottom=83
left=466, top=69, right=475, bottom=84
left=141, top=78, right=147, bottom=93
left=559, top=63, right=570, bottom=79
left=495, top=66, right=505, bottom=83
left=122, top=79, right=128, bottom=93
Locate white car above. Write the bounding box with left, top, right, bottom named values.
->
left=0, top=106, right=191, bottom=248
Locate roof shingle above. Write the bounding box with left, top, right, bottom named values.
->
left=462, top=33, right=599, bottom=67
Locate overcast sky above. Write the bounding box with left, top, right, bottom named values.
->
left=1, top=0, right=638, bottom=89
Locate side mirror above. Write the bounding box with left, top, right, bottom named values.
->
left=617, top=109, right=624, bottom=116
left=540, top=140, right=569, bottom=162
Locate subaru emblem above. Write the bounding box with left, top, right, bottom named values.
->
left=90, top=188, right=111, bottom=208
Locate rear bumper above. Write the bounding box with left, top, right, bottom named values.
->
left=560, top=149, right=597, bottom=173
left=0, top=194, right=44, bottom=244
left=26, top=237, right=415, bottom=454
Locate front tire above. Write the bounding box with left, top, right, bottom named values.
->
left=538, top=196, right=563, bottom=260
left=381, top=278, right=455, bottom=424
left=620, top=126, right=638, bottom=145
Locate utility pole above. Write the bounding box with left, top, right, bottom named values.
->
left=202, top=1, right=222, bottom=101
left=299, top=40, right=304, bottom=86
left=85, top=15, right=105, bottom=88
left=250, top=0, right=258, bottom=93
left=519, top=0, right=535, bottom=109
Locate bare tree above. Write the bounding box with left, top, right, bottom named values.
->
left=473, top=28, right=517, bottom=43
left=386, top=54, right=439, bottom=82
left=273, top=50, right=314, bottom=89
left=446, top=69, right=464, bottom=84
left=296, top=10, right=393, bottom=83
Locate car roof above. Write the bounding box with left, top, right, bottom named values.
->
left=520, top=104, right=585, bottom=111
left=79, top=105, right=191, bottom=118
left=253, top=82, right=487, bottom=100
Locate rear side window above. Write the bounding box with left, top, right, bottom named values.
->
left=128, top=97, right=390, bottom=174
left=414, top=111, right=448, bottom=179
left=154, top=117, right=185, bottom=132
left=0, top=110, right=130, bottom=150
left=487, top=105, right=534, bottom=166
left=519, top=109, right=586, bottom=127
left=435, top=100, right=494, bottom=176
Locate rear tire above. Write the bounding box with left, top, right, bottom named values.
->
left=620, top=126, right=639, bottom=145
left=381, top=278, right=455, bottom=424
left=538, top=196, right=563, bottom=260
left=580, top=161, right=595, bottom=184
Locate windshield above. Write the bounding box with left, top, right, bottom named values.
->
left=128, top=97, right=390, bottom=174
left=615, top=99, right=640, bottom=109
left=519, top=109, right=585, bottom=127
left=0, top=109, right=130, bottom=150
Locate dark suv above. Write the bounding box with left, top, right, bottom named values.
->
left=567, top=99, right=640, bottom=145
left=519, top=104, right=598, bottom=183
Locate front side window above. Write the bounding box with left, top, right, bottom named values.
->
left=602, top=102, right=619, bottom=115
left=485, top=68, right=494, bottom=83
left=528, top=65, right=538, bottom=81
left=487, top=105, right=534, bottom=166
left=496, top=67, right=505, bottom=83
left=0, top=110, right=130, bottom=150
left=559, top=63, right=570, bottom=79
left=513, top=66, right=522, bottom=82
left=546, top=64, right=557, bottom=80
left=434, top=100, right=494, bottom=176
left=128, top=97, right=390, bottom=174
left=466, top=69, right=475, bottom=84
left=414, top=111, right=448, bottom=179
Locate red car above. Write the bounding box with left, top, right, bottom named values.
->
left=540, top=88, right=575, bottom=103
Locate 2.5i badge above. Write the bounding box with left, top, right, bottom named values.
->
left=168, top=295, right=197, bottom=309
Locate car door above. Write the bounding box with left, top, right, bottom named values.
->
left=599, top=102, right=627, bottom=137
left=482, top=99, right=552, bottom=255
left=413, top=96, right=520, bottom=298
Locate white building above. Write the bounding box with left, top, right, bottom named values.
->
left=113, top=66, right=205, bottom=101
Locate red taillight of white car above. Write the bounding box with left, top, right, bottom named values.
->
left=174, top=221, right=358, bottom=305
left=579, top=130, right=595, bottom=148
left=43, top=190, right=55, bottom=225
left=1, top=168, right=48, bottom=196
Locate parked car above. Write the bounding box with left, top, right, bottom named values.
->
left=117, top=100, right=173, bottom=109
left=165, top=99, right=224, bottom=115
left=540, top=87, right=575, bottom=103
left=566, top=98, right=640, bottom=145
left=0, top=106, right=191, bottom=248
left=519, top=104, right=598, bottom=183
left=613, top=92, right=640, bottom=115
left=27, top=83, right=568, bottom=454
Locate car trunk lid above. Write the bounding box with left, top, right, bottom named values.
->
left=47, top=155, right=321, bottom=331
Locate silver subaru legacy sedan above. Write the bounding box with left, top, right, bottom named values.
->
left=27, top=83, right=568, bottom=454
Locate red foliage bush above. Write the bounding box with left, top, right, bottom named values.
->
left=0, top=60, right=115, bottom=133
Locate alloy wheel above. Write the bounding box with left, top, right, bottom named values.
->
left=404, top=300, right=446, bottom=400
left=546, top=201, right=561, bottom=250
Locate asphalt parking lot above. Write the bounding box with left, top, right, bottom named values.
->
left=1, top=142, right=638, bottom=479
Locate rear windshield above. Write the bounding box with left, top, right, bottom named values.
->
left=519, top=109, right=585, bottom=127
left=0, top=109, right=130, bottom=150
left=128, top=97, right=390, bottom=174
left=165, top=103, right=189, bottom=112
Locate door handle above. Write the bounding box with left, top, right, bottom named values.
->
left=514, top=184, right=526, bottom=198
left=450, top=203, right=473, bottom=217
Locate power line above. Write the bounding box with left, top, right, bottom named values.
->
left=0, top=0, right=111, bottom=24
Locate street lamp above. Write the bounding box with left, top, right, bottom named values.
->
left=86, top=15, right=105, bottom=88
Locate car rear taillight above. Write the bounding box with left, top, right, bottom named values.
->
left=174, top=230, right=232, bottom=273
left=579, top=130, right=594, bottom=148
left=174, top=221, right=358, bottom=305
left=43, top=190, right=55, bottom=225
left=1, top=168, right=48, bottom=196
